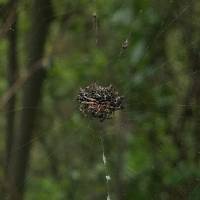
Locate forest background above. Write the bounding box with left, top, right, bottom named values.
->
left=0, top=0, right=200, bottom=199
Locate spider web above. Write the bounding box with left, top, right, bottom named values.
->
left=0, top=0, right=199, bottom=199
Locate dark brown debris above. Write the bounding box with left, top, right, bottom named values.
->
left=77, top=83, right=124, bottom=121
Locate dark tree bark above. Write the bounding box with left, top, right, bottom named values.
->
left=5, top=0, right=18, bottom=173
left=6, top=0, right=53, bottom=199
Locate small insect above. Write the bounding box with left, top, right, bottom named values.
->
left=77, top=83, right=123, bottom=121
left=122, top=39, right=128, bottom=49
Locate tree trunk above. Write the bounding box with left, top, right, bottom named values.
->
left=5, top=0, right=18, bottom=173
left=6, top=0, right=53, bottom=199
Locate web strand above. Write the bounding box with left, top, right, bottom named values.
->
left=0, top=1, right=194, bottom=199
left=98, top=134, right=112, bottom=200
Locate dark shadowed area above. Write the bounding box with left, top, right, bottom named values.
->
left=0, top=0, right=200, bottom=199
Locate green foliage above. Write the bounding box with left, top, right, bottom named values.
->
left=26, top=177, right=64, bottom=200
left=0, top=0, right=200, bottom=199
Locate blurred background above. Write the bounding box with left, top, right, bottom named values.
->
left=0, top=0, right=200, bottom=199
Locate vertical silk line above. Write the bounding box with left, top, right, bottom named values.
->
left=99, top=135, right=112, bottom=200
left=93, top=12, right=98, bottom=45
left=92, top=2, right=110, bottom=199
left=92, top=0, right=98, bottom=46
left=92, top=6, right=111, bottom=198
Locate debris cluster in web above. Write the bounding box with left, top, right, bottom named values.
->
left=77, top=83, right=123, bottom=121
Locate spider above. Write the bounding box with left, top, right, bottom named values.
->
left=77, top=83, right=123, bottom=121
